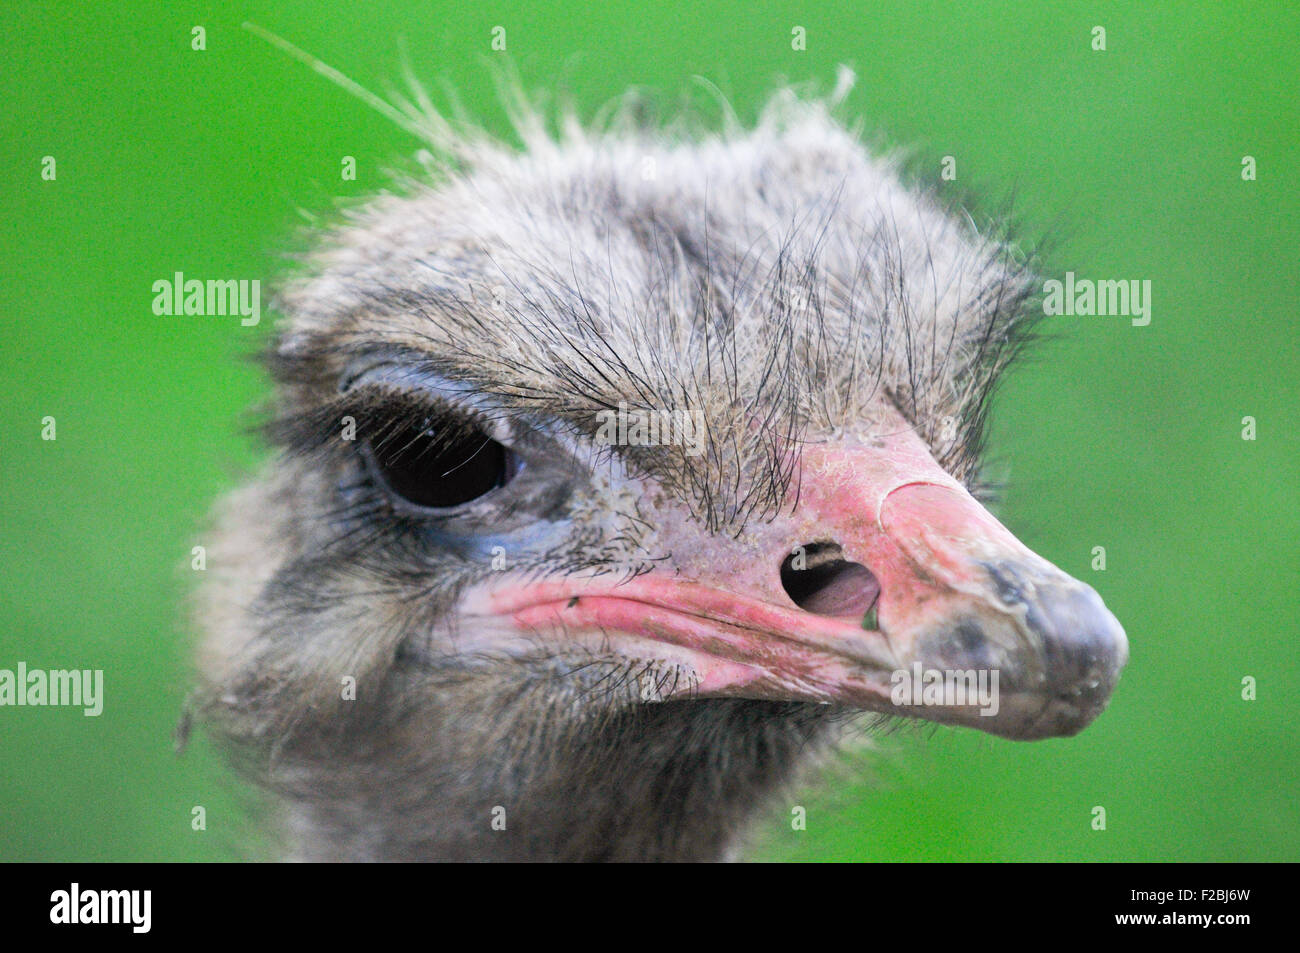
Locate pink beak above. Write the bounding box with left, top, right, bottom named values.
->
left=474, top=409, right=1128, bottom=740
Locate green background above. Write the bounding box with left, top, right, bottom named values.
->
left=2, top=1, right=1296, bottom=862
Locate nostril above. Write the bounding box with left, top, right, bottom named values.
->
left=780, top=542, right=880, bottom=619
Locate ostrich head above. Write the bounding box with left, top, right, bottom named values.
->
left=195, top=77, right=1128, bottom=861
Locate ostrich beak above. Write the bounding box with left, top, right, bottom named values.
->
left=813, top=460, right=1129, bottom=740
left=474, top=410, right=1128, bottom=740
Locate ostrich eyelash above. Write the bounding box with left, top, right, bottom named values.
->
left=264, top=387, right=501, bottom=462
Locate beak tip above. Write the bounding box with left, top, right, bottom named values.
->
left=898, top=570, right=1129, bottom=740
left=1035, top=581, right=1129, bottom=703
left=1020, top=584, right=1128, bottom=738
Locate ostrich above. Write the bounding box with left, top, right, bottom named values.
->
left=193, top=71, right=1128, bottom=862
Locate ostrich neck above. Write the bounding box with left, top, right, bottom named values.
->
left=285, top=698, right=836, bottom=862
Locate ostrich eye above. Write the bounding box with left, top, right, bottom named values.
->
left=365, top=418, right=516, bottom=510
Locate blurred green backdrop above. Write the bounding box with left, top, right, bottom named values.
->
left=2, top=0, right=1297, bottom=862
